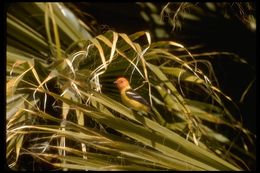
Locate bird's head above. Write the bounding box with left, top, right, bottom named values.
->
left=114, top=77, right=130, bottom=90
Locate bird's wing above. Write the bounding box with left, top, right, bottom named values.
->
left=125, top=89, right=150, bottom=107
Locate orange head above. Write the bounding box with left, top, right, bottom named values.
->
left=114, top=77, right=130, bottom=90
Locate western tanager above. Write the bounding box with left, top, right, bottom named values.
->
left=114, top=77, right=151, bottom=113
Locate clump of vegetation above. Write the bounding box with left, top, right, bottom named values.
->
left=6, top=2, right=255, bottom=171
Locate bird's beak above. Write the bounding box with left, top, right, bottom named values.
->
left=114, top=80, right=118, bottom=84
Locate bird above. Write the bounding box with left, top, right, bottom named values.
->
left=114, top=77, right=151, bottom=114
